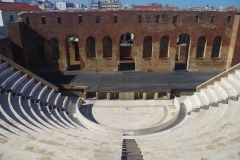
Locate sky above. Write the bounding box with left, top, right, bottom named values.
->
left=53, top=0, right=240, bottom=9
left=120, top=0, right=240, bottom=8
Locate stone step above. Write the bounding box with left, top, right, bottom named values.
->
left=221, top=77, right=240, bottom=95
left=193, top=92, right=208, bottom=108
left=214, top=81, right=235, bottom=98
left=121, top=139, right=143, bottom=160
left=201, top=88, right=218, bottom=106
left=207, top=85, right=227, bottom=102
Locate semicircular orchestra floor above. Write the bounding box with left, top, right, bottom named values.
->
left=80, top=100, right=174, bottom=130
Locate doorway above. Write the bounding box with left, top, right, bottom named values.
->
left=119, top=32, right=135, bottom=71
left=66, top=34, right=80, bottom=70
left=174, top=34, right=190, bottom=70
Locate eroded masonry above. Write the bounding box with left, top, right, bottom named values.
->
left=7, top=10, right=240, bottom=71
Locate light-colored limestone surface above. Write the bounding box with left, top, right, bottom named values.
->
left=133, top=66, right=240, bottom=159
left=2, top=57, right=240, bottom=160
left=0, top=59, right=123, bottom=160
left=85, top=100, right=167, bottom=129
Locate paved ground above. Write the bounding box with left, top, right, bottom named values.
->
left=81, top=100, right=170, bottom=130
left=34, top=70, right=221, bottom=92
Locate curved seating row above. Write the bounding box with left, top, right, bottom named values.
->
left=2, top=57, right=240, bottom=159
left=134, top=69, right=240, bottom=159
left=0, top=59, right=122, bottom=159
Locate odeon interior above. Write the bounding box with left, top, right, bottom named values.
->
left=1, top=10, right=240, bottom=160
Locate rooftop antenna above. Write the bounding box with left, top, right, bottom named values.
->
left=191, top=0, right=193, bottom=8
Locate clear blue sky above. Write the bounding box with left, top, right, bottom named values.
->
left=120, top=0, right=240, bottom=8
left=50, top=0, right=240, bottom=9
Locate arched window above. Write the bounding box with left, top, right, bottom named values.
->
left=143, top=36, right=152, bottom=58
left=50, top=38, right=60, bottom=59
left=86, top=37, right=96, bottom=58
left=160, top=36, right=169, bottom=58
left=103, top=36, right=112, bottom=57
left=196, top=36, right=206, bottom=58
left=211, top=36, right=222, bottom=58
left=36, top=38, right=45, bottom=60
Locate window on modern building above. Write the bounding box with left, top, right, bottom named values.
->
left=211, top=36, right=222, bottom=58
left=9, top=15, right=13, bottom=22
left=96, top=15, right=100, bottom=23
left=57, top=17, right=61, bottom=24
left=138, top=15, right=142, bottom=23
left=173, top=15, right=177, bottom=24
left=114, top=15, right=117, bottom=23
left=26, top=17, right=30, bottom=25
left=78, top=15, right=82, bottom=23
left=211, top=15, right=215, bottom=23
left=155, top=15, right=160, bottom=22
left=41, top=16, right=45, bottom=24
left=228, top=16, right=232, bottom=23
left=195, top=16, right=199, bottom=23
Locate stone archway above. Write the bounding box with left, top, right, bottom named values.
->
left=174, top=34, right=190, bottom=70
left=65, top=34, right=80, bottom=70
left=119, top=32, right=135, bottom=71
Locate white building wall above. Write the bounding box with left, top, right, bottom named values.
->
left=0, top=10, right=4, bottom=36
left=1, top=0, right=32, bottom=4
left=56, top=2, right=66, bottom=10
left=74, top=3, right=79, bottom=9
left=1, top=11, right=19, bottom=37
left=0, top=0, right=15, bottom=2
left=0, top=10, right=3, bottom=27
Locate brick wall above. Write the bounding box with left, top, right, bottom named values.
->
left=7, top=10, right=239, bottom=71
left=0, top=37, right=12, bottom=60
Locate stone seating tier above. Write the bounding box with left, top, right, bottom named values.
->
left=1, top=57, right=240, bottom=159
left=0, top=58, right=122, bottom=160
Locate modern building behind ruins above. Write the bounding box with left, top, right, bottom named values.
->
left=89, top=0, right=120, bottom=10
left=0, top=2, right=40, bottom=36
left=6, top=10, right=240, bottom=72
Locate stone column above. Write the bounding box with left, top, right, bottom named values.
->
left=167, top=92, right=171, bottom=99
left=154, top=92, right=158, bottom=100
left=96, top=92, right=98, bottom=100
left=107, top=92, right=110, bottom=100
left=143, top=92, right=146, bottom=100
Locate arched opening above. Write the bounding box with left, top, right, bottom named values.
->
left=50, top=38, right=60, bottom=60
left=196, top=36, right=206, bottom=58
left=175, top=34, right=190, bottom=70
left=160, top=36, right=169, bottom=58
left=36, top=38, right=45, bottom=60
left=103, top=36, right=112, bottom=58
left=11, top=41, right=25, bottom=66
left=211, top=36, right=222, bottom=58
left=86, top=37, right=96, bottom=58
left=66, top=34, right=80, bottom=70
left=119, top=32, right=135, bottom=71
left=143, top=36, right=152, bottom=58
